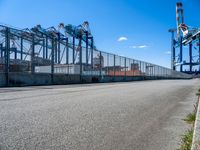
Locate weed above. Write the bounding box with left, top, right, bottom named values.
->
left=178, top=129, right=193, bottom=150
left=183, top=112, right=196, bottom=125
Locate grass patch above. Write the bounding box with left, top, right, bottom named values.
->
left=183, top=112, right=196, bottom=125
left=178, top=129, right=193, bottom=150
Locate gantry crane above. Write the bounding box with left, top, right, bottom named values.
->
left=169, top=2, right=200, bottom=74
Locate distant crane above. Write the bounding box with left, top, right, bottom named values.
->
left=58, top=21, right=94, bottom=64
left=169, top=2, right=200, bottom=74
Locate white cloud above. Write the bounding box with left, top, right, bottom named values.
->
left=138, top=45, right=147, bottom=48
left=130, top=46, right=137, bottom=48
left=130, top=45, right=148, bottom=49
left=118, top=36, right=128, bottom=42
left=164, top=51, right=171, bottom=54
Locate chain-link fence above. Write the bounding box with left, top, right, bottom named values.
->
left=0, top=25, right=192, bottom=86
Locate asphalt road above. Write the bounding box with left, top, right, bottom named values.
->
left=0, top=79, right=199, bottom=150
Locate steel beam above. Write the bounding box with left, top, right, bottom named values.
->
left=14, top=47, right=17, bottom=59
left=31, top=35, right=35, bottom=73
left=55, top=40, right=57, bottom=63
left=180, top=37, right=183, bottom=62
left=189, top=43, right=192, bottom=72
left=5, top=27, right=10, bottom=86
left=125, top=58, right=126, bottom=79
left=20, top=38, right=23, bottom=60
left=100, top=51, right=102, bottom=77
left=79, top=36, right=82, bottom=76
left=0, top=43, right=2, bottom=57
left=58, top=41, right=60, bottom=64
left=51, top=38, right=54, bottom=84
left=43, top=39, right=45, bottom=59
left=66, top=38, right=69, bottom=64
left=73, top=34, right=75, bottom=64
left=45, top=37, right=48, bottom=59
left=86, top=32, right=88, bottom=65
left=171, top=31, right=176, bottom=70
left=114, top=55, right=116, bottom=77
left=91, top=37, right=94, bottom=69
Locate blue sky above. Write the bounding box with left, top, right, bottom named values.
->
left=0, top=0, right=199, bottom=68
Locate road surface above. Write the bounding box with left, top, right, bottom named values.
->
left=0, top=79, right=199, bottom=150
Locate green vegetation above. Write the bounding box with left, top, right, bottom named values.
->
left=178, top=88, right=200, bottom=150
left=178, top=129, right=193, bottom=150
left=196, top=89, right=200, bottom=98
left=183, top=112, right=196, bottom=125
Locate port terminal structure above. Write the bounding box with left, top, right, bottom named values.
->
left=0, top=21, right=191, bottom=86
left=169, top=2, right=200, bottom=74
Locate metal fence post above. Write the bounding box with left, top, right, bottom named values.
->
left=79, top=37, right=82, bottom=76
left=45, top=37, right=48, bottom=59
left=73, top=34, right=75, bottom=64
left=0, top=43, right=3, bottom=58
left=91, top=37, right=94, bottom=69
left=43, top=39, right=45, bottom=59
left=58, top=40, right=60, bottom=64
left=66, top=38, right=69, bottom=64
left=51, top=38, right=54, bottom=84
left=189, top=43, right=192, bottom=72
left=100, top=51, right=102, bottom=77
left=31, top=35, right=35, bottom=74
left=5, top=27, right=10, bottom=86
left=86, top=32, right=88, bottom=65
left=55, top=40, right=58, bottom=63
left=114, top=55, right=116, bottom=78
left=125, top=57, right=126, bottom=80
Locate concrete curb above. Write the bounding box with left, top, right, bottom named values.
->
left=191, top=98, right=200, bottom=150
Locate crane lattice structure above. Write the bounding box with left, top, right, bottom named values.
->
left=169, top=2, right=200, bottom=74
left=0, top=21, right=94, bottom=74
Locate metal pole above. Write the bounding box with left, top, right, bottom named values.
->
left=180, top=37, right=183, bottom=72
left=43, top=39, right=45, bottom=59
left=66, top=38, right=69, bottom=64
left=14, top=46, right=17, bottom=59
left=91, top=37, right=94, bottom=69
left=100, top=51, right=102, bottom=77
left=51, top=38, right=54, bottom=84
left=46, top=37, right=48, bottom=59
left=125, top=58, right=126, bottom=79
left=58, top=41, right=60, bottom=64
left=0, top=43, right=2, bottom=57
left=31, top=35, right=35, bottom=74
left=79, top=36, right=82, bottom=76
left=55, top=40, right=57, bottom=63
left=73, top=35, right=75, bottom=64
left=20, top=38, right=23, bottom=60
left=180, top=37, right=183, bottom=63
left=5, top=27, right=10, bottom=86
left=189, top=42, right=192, bottom=72
left=114, top=55, right=116, bottom=77
left=171, top=31, right=176, bottom=70
left=107, top=53, right=109, bottom=75
left=86, top=32, right=88, bottom=65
